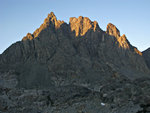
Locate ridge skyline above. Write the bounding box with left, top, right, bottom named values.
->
left=1, top=0, right=150, bottom=54
left=21, top=12, right=143, bottom=57
left=1, top=11, right=148, bottom=55
left=21, top=12, right=135, bottom=50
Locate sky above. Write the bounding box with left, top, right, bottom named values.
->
left=0, top=0, right=150, bottom=54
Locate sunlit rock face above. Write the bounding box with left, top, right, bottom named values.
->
left=106, top=23, right=129, bottom=49
left=117, top=34, right=130, bottom=49
left=69, top=16, right=100, bottom=36
left=106, top=23, right=120, bottom=39
left=0, top=12, right=150, bottom=113
left=106, top=23, right=142, bottom=56
left=22, top=33, right=34, bottom=41
left=22, top=12, right=64, bottom=41
left=134, top=47, right=142, bottom=56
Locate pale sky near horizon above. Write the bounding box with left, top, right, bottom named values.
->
left=0, top=0, right=150, bottom=54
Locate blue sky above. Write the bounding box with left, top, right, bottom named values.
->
left=0, top=0, right=150, bottom=54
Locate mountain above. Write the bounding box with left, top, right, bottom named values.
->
left=143, top=48, right=150, bottom=69
left=0, top=12, right=150, bottom=113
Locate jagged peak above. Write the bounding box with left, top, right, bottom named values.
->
left=116, top=34, right=142, bottom=55
left=119, top=34, right=127, bottom=41
left=106, top=23, right=120, bottom=38
left=22, top=12, right=64, bottom=41
left=22, top=12, right=101, bottom=41
left=48, top=12, right=56, bottom=18
left=43, top=12, right=57, bottom=26
left=117, top=34, right=130, bottom=49
left=36, top=12, right=64, bottom=33
left=69, top=16, right=100, bottom=36
left=106, top=24, right=131, bottom=50
left=122, top=34, right=126, bottom=38
left=22, top=33, right=34, bottom=41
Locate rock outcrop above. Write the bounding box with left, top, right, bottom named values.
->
left=106, top=23, right=120, bottom=39
left=106, top=23, right=142, bottom=55
left=0, top=12, right=150, bottom=113
left=69, top=16, right=100, bottom=36
left=117, top=34, right=130, bottom=49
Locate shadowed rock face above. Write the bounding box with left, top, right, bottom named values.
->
left=0, top=12, right=150, bottom=113
left=143, top=48, right=150, bottom=69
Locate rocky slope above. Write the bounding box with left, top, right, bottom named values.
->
left=0, top=12, right=150, bottom=113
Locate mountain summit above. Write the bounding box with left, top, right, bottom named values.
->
left=106, top=23, right=120, bottom=38
left=22, top=12, right=64, bottom=41
left=69, top=16, right=100, bottom=36
left=0, top=12, right=150, bottom=113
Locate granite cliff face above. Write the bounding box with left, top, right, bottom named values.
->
left=0, top=12, right=150, bottom=113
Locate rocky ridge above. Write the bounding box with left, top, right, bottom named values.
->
left=0, top=12, right=150, bottom=113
